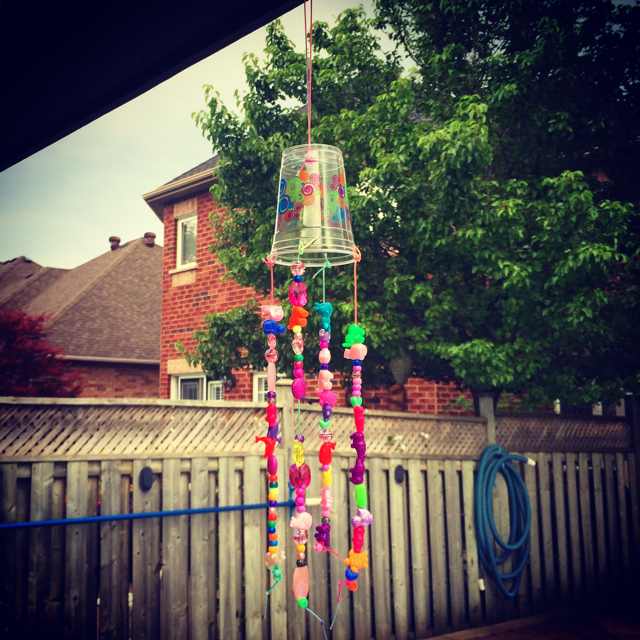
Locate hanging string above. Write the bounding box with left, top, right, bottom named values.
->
left=351, top=246, right=362, bottom=325
left=312, top=254, right=331, bottom=305
left=263, top=574, right=282, bottom=619
left=330, top=580, right=349, bottom=630
left=262, top=254, right=277, bottom=305
left=303, top=0, right=313, bottom=148
left=306, top=605, right=328, bottom=640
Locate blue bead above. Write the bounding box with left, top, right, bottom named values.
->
left=293, top=275, right=303, bottom=282
left=321, top=364, right=329, bottom=370
left=270, top=540, right=278, bottom=547
left=352, top=359, right=362, bottom=366
left=345, top=568, right=358, bottom=581
left=268, top=527, right=276, bottom=534
left=269, top=500, right=278, bottom=507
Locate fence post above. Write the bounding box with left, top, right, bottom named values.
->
left=477, top=392, right=497, bottom=446
left=631, top=396, right=640, bottom=499
left=277, top=378, right=294, bottom=464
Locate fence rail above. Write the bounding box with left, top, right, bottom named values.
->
left=0, top=397, right=638, bottom=640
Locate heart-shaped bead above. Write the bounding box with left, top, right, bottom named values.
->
left=319, top=419, right=331, bottom=429
left=350, top=396, right=363, bottom=407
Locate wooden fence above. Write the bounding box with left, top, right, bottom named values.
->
left=1, top=395, right=639, bottom=640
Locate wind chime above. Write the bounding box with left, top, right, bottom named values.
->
left=255, top=0, right=372, bottom=629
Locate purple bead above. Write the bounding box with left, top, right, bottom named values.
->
left=267, top=455, right=278, bottom=474
left=267, top=391, right=276, bottom=399
left=292, top=378, right=307, bottom=399
left=269, top=500, right=278, bottom=507
left=321, top=364, right=329, bottom=370
left=350, top=432, right=367, bottom=458
left=349, top=459, right=366, bottom=485
left=295, top=434, right=305, bottom=443
left=322, top=403, right=332, bottom=420
left=288, top=281, right=308, bottom=306
left=321, top=464, right=330, bottom=471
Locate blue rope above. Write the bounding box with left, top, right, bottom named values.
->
left=0, top=500, right=296, bottom=530
left=474, top=444, right=532, bottom=598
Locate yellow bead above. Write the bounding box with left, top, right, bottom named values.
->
left=269, top=547, right=277, bottom=555
left=293, top=440, right=305, bottom=466
left=292, top=325, right=302, bottom=333
left=268, top=492, right=277, bottom=501
left=322, top=470, right=332, bottom=486
left=296, top=544, right=305, bottom=553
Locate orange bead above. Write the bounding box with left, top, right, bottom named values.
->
left=269, top=547, right=277, bottom=555
left=296, top=544, right=305, bottom=553
left=269, top=533, right=278, bottom=541
left=347, top=581, right=358, bottom=592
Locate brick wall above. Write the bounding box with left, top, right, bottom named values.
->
left=161, top=189, right=475, bottom=414
left=69, top=361, right=159, bottom=398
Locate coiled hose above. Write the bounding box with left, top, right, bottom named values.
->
left=474, top=444, right=533, bottom=597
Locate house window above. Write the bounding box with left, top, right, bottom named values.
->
left=253, top=373, right=269, bottom=403
left=171, top=374, right=223, bottom=401
left=177, top=213, right=197, bottom=267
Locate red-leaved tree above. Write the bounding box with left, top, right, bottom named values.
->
left=0, top=307, right=81, bottom=397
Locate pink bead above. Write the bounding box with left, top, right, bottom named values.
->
left=294, top=360, right=304, bottom=369
left=295, top=496, right=306, bottom=506
left=267, top=334, right=276, bottom=349
left=353, top=366, right=362, bottom=372
left=269, top=507, right=277, bottom=515
left=352, top=380, right=362, bottom=388
left=265, top=348, right=278, bottom=363
left=297, top=506, right=306, bottom=513
left=267, top=362, right=276, bottom=392
left=322, top=509, right=331, bottom=518
left=296, top=488, right=305, bottom=496
left=268, top=455, right=278, bottom=474
left=289, top=281, right=308, bottom=306
left=292, top=378, right=307, bottom=399
left=297, top=552, right=306, bottom=560
left=319, top=348, right=331, bottom=364
left=292, top=337, right=304, bottom=355
left=293, top=369, right=304, bottom=378
left=290, top=261, right=306, bottom=276
left=352, top=390, right=361, bottom=397
left=319, top=341, right=329, bottom=349
left=321, top=464, right=329, bottom=471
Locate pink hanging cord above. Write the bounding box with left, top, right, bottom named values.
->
left=351, top=246, right=362, bottom=325
left=303, top=0, right=313, bottom=149
left=262, top=254, right=277, bottom=305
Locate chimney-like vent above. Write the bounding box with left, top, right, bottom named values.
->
left=109, top=236, right=121, bottom=251
left=144, top=232, right=156, bottom=247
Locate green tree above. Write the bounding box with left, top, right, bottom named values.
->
left=186, top=2, right=640, bottom=407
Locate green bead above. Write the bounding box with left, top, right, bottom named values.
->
left=269, top=482, right=278, bottom=488
left=318, top=419, right=331, bottom=429
left=273, top=565, right=282, bottom=581
left=355, top=483, right=367, bottom=508
left=350, top=396, right=363, bottom=407
left=298, top=597, right=308, bottom=608
left=294, top=354, right=304, bottom=361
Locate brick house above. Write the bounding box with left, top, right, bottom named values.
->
left=0, top=234, right=161, bottom=398
left=144, top=158, right=475, bottom=415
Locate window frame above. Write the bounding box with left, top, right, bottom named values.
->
left=170, top=374, right=224, bottom=401
left=176, top=211, right=197, bottom=268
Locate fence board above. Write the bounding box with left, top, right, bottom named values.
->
left=218, top=457, right=239, bottom=640
left=307, top=456, right=331, bottom=640
left=603, top=454, right=619, bottom=585
left=354, top=463, right=372, bottom=640
left=99, top=460, right=125, bottom=640
left=408, top=460, right=430, bottom=636
left=207, top=466, right=218, bottom=640
left=461, top=461, right=481, bottom=627
left=329, top=456, right=351, bottom=640
left=537, top=453, right=555, bottom=605
left=161, top=459, right=188, bottom=640
left=49, top=475, right=65, bottom=636
left=243, top=456, right=263, bottom=640
left=27, top=462, right=53, bottom=640
left=389, top=458, right=409, bottom=640
left=591, top=453, right=607, bottom=591
left=65, top=461, right=88, bottom=639
left=268, top=452, right=287, bottom=640
left=616, top=453, right=630, bottom=574
left=0, top=463, right=18, bottom=638
left=427, top=459, right=447, bottom=635
left=132, top=459, right=161, bottom=640
left=86, top=475, right=99, bottom=640
left=523, top=453, right=542, bottom=612
left=190, top=458, right=210, bottom=640
left=369, top=457, right=391, bottom=640
left=564, top=453, right=582, bottom=600
left=551, top=453, right=569, bottom=603
left=494, top=471, right=517, bottom=622
left=578, top=453, right=596, bottom=595
left=444, top=461, right=465, bottom=630
left=629, top=454, right=640, bottom=571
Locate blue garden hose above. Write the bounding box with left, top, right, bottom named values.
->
left=474, top=444, right=533, bottom=598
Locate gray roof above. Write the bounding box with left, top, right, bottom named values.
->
left=0, top=239, right=162, bottom=362
left=163, top=155, right=219, bottom=186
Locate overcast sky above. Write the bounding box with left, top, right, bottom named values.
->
left=0, top=0, right=378, bottom=269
